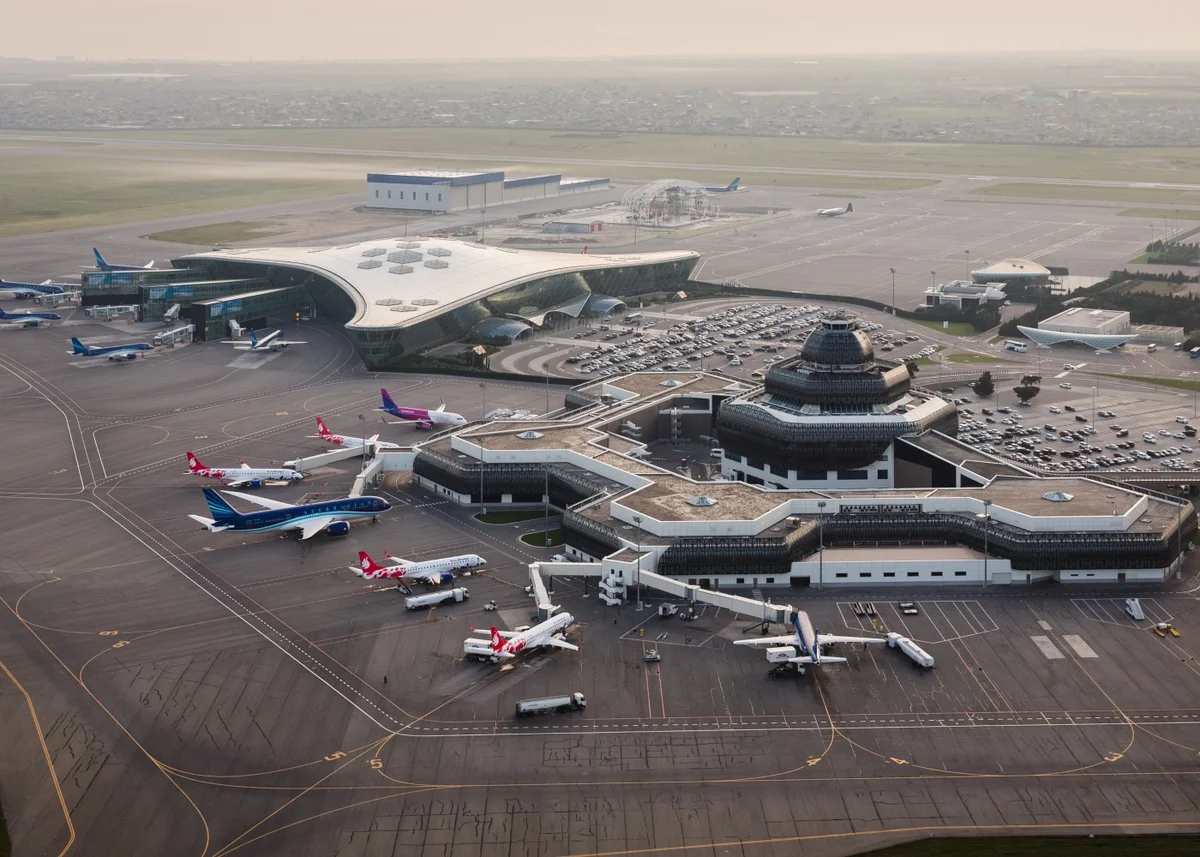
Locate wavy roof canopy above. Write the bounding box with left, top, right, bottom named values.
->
left=1016, top=325, right=1136, bottom=351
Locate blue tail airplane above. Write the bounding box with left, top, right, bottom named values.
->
left=704, top=177, right=742, bottom=193
left=188, top=487, right=390, bottom=540
left=92, top=248, right=154, bottom=271
left=0, top=306, right=62, bottom=327
left=68, top=336, right=153, bottom=361
left=0, top=279, right=69, bottom=299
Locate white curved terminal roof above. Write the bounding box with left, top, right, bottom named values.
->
left=1016, top=325, right=1136, bottom=351
left=181, top=239, right=698, bottom=329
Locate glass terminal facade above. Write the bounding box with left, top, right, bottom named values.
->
left=189, top=287, right=314, bottom=341
left=81, top=268, right=210, bottom=306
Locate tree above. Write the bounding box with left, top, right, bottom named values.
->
left=974, top=371, right=995, bottom=398
left=1013, top=385, right=1040, bottom=404
left=1021, top=374, right=1042, bottom=386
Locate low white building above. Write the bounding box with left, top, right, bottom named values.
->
left=1040, top=307, right=1131, bottom=337
left=366, top=169, right=504, bottom=213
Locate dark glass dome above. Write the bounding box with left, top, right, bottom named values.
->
left=799, top=317, right=874, bottom=367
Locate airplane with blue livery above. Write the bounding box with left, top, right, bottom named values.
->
left=188, top=487, right=390, bottom=540
left=0, top=279, right=70, bottom=299
left=704, top=177, right=743, bottom=193
left=0, top=306, right=62, bottom=328
left=68, top=336, right=153, bottom=361
left=92, top=248, right=154, bottom=271
left=733, top=608, right=885, bottom=670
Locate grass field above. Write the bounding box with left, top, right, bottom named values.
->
left=24, top=128, right=1200, bottom=185
left=861, top=835, right=1200, bottom=857
left=474, top=510, right=551, bottom=524
left=145, top=220, right=288, bottom=245
left=913, top=319, right=977, bottom=337
left=0, top=152, right=360, bottom=238
left=1119, top=208, right=1200, bottom=222
left=520, top=529, right=564, bottom=547
left=945, top=352, right=1020, bottom=364
left=972, top=183, right=1200, bottom=206
left=1106, top=374, right=1200, bottom=393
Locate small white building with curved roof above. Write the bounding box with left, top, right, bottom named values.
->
left=177, top=239, right=698, bottom=370
left=971, top=258, right=1051, bottom=284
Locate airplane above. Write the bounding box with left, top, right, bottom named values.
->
left=466, top=612, right=578, bottom=662
left=224, top=329, right=307, bottom=352
left=379, top=388, right=468, bottom=430
left=0, top=279, right=69, bottom=299
left=351, top=550, right=486, bottom=585
left=68, top=336, right=152, bottom=361
left=704, top=177, right=743, bottom=193
left=188, top=487, right=390, bottom=540
left=92, top=248, right=154, bottom=271
left=186, top=452, right=303, bottom=488
left=816, top=203, right=854, bottom=217
left=733, top=610, right=886, bottom=668
left=0, top=306, right=62, bottom=328
left=310, top=417, right=402, bottom=450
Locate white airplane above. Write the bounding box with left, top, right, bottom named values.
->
left=466, top=612, right=577, bottom=662
left=816, top=203, right=854, bottom=217
left=351, top=550, right=486, bottom=585
left=379, top=389, right=468, bottom=429
left=309, top=417, right=402, bottom=450
left=733, top=610, right=885, bottom=667
left=225, top=329, right=306, bottom=352
left=186, top=452, right=303, bottom=488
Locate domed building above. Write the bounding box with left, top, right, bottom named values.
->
left=715, top=316, right=958, bottom=489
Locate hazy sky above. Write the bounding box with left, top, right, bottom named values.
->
left=9, top=0, right=1200, bottom=61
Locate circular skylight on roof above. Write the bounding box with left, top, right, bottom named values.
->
left=687, top=496, right=718, bottom=507
left=516, top=430, right=544, bottom=440
left=395, top=241, right=421, bottom=249
left=411, top=298, right=439, bottom=306
left=1042, top=491, right=1074, bottom=502
left=660, top=379, right=682, bottom=387
left=390, top=305, right=419, bottom=313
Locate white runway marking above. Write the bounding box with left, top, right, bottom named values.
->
left=1031, top=635, right=1065, bottom=659
left=1062, top=634, right=1099, bottom=658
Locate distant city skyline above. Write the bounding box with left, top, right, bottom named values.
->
left=5, top=0, right=1199, bottom=61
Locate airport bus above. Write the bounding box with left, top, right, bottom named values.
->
left=1191, top=347, right=1200, bottom=359
left=1004, top=339, right=1028, bottom=353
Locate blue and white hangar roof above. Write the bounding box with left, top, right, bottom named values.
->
left=178, top=238, right=699, bottom=331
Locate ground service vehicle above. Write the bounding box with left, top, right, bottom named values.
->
left=515, top=692, right=586, bottom=717
left=404, top=587, right=469, bottom=610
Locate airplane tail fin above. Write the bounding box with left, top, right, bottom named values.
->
left=316, top=417, right=331, bottom=437
left=380, top=388, right=398, bottom=412
left=846, top=203, right=853, bottom=213
left=436, top=400, right=447, bottom=413
left=92, top=248, right=107, bottom=269
left=0, top=308, right=10, bottom=319
left=490, top=627, right=503, bottom=652
left=202, top=487, right=238, bottom=520
left=729, top=177, right=740, bottom=190
left=249, top=331, right=258, bottom=347
left=185, top=452, right=206, bottom=473
left=70, top=337, right=90, bottom=355
left=355, top=551, right=387, bottom=578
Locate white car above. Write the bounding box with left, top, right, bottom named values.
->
left=1060, top=383, right=1072, bottom=389
left=1049, top=407, right=1061, bottom=414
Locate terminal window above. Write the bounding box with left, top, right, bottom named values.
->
left=859, top=572, right=872, bottom=578
left=954, top=571, right=967, bottom=577
left=425, top=192, right=429, bottom=201
left=438, top=193, right=443, bottom=201
left=835, top=572, right=848, bottom=579
left=907, top=571, right=919, bottom=577
left=877, top=469, right=889, bottom=480
left=374, top=189, right=379, bottom=198
left=388, top=191, right=391, bottom=199
left=736, top=578, right=745, bottom=584
left=931, top=571, right=943, bottom=577
left=883, top=572, right=895, bottom=578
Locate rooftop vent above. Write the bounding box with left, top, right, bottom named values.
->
left=428, top=247, right=452, bottom=257
left=424, top=259, right=449, bottom=270
left=1042, top=491, right=1074, bottom=502
left=357, top=259, right=383, bottom=270
left=410, top=298, right=439, bottom=306
left=516, top=430, right=544, bottom=440
left=395, top=241, right=421, bottom=249
left=361, top=247, right=386, bottom=258
left=687, top=496, right=719, bottom=507
left=390, top=305, right=419, bottom=313
left=660, top=379, right=682, bottom=387
left=389, top=265, right=414, bottom=275
left=375, top=298, right=404, bottom=306
left=387, top=250, right=422, bottom=264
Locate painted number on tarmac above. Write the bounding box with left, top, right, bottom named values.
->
left=99, top=630, right=119, bottom=636
left=324, top=752, right=346, bottom=761
left=369, top=759, right=383, bottom=770
left=111, top=640, right=130, bottom=649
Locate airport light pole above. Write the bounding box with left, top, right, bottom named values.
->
left=980, top=499, right=992, bottom=585
left=965, top=249, right=971, bottom=279
left=931, top=270, right=937, bottom=291
left=544, top=465, right=551, bottom=546
left=889, top=268, right=896, bottom=316
left=359, top=413, right=367, bottom=475
left=632, top=514, right=644, bottom=610
left=816, top=500, right=827, bottom=587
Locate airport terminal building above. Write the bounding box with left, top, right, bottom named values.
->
left=394, top=366, right=1195, bottom=589
left=176, top=239, right=698, bottom=368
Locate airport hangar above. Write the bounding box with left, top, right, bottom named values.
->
left=175, top=238, right=698, bottom=368
left=368, top=316, right=1195, bottom=590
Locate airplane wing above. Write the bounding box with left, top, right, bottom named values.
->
left=537, top=636, right=579, bottom=652
left=820, top=634, right=888, bottom=646
left=271, top=339, right=306, bottom=346
left=220, top=490, right=294, bottom=511
left=789, top=655, right=848, bottom=665
left=290, top=516, right=336, bottom=540
left=188, top=514, right=235, bottom=532
left=733, top=636, right=799, bottom=648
